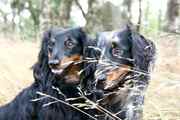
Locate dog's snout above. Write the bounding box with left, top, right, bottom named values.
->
left=97, top=74, right=106, bottom=81
left=48, top=59, right=59, bottom=67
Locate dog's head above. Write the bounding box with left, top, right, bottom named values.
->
left=34, top=27, right=88, bottom=85
left=95, top=26, right=156, bottom=91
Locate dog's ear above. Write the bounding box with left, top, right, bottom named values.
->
left=77, top=27, right=88, bottom=46
left=33, top=29, right=52, bottom=81
left=40, top=29, right=52, bottom=58
left=80, top=37, right=101, bottom=95
left=122, top=31, right=156, bottom=119
left=129, top=30, right=156, bottom=89
left=130, top=31, right=156, bottom=73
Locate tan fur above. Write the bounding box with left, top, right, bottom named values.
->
left=104, top=65, right=131, bottom=90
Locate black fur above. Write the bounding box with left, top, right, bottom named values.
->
left=95, top=26, right=156, bottom=120
left=0, top=27, right=99, bottom=120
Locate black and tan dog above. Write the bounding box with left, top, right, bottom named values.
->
left=95, top=26, right=156, bottom=120
left=0, top=27, right=99, bottom=120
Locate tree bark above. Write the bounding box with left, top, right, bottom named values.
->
left=78, top=0, right=116, bottom=34
left=165, top=0, right=180, bottom=32
left=58, top=0, right=73, bottom=27
left=137, top=0, right=142, bottom=32
left=39, top=0, right=52, bottom=32
left=28, top=0, right=41, bottom=30
left=122, top=0, right=132, bottom=20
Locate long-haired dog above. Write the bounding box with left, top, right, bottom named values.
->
left=95, top=26, right=156, bottom=120
left=0, top=27, right=99, bottom=120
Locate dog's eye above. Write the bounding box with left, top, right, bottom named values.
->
left=65, top=38, right=75, bottom=49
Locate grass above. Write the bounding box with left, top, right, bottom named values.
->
left=0, top=34, right=180, bottom=119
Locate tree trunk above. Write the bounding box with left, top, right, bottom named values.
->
left=58, top=0, right=73, bottom=27
left=137, top=0, right=142, bottom=32
left=122, top=0, right=132, bottom=21
left=85, top=0, right=116, bottom=34
left=39, top=0, right=52, bottom=33
left=165, top=0, right=180, bottom=32
left=28, top=0, right=40, bottom=30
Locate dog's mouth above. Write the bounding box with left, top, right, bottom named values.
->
left=51, top=69, right=64, bottom=75
left=49, top=55, right=83, bottom=85
left=96, top=65, right=131, bottom=91
left=51, top=63, right=82, bottom=85
left=51, top=61, right=74, bottom=75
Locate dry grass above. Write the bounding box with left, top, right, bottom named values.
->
left=0, top=36, right=39, bottom=104
left=144, top=34, right=180, bottom=120
left=0, top=34, right=180, bottom=119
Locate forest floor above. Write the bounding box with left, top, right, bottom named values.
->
left=0, top=34, right=180, bottom=120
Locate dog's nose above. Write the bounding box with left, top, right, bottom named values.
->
left=97, top=74, right=106, bottom=81
left=48, top=59, right=59, bottom=67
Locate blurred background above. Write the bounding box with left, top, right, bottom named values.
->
left=0, top=0, right=180, bottom=119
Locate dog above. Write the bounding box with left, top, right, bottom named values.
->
left=95, top=26, right=156, bottom=120
left=0, top=27, right=99, bottom=120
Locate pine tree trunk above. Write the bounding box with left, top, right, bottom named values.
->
left=165, top=0, right=180, bottom=32
left=122, top=0, right=132, bottom=21
left=39, top=0, right=52, bottom=33
left=137, top=0, right=142, bottom=32
left=59, top=0, right=73, bottom=27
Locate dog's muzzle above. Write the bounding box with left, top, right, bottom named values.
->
left=48, top=55, right=83, bottom=84
left=96, top=64, right=131, bottom=91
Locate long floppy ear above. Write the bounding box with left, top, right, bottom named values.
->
left=77, top=27, right=89, bottom=48
left=78, top=28, right=101, bottom=95
left=33, top=29, right=52, bottom=82
left=81, top=41, right=101, bottom=93
left=122, top=27, right=156, bottom=120
left=129, top=29, right=156, bottom=88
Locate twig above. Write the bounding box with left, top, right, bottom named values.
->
left=98, top=59, right=150, bottom=76
left=74, top=0, right=87, bottom=19
left=78, top=88, right=122, bottom=120
left=36, top=91, right=97, bottom=120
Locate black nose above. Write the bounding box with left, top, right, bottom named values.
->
left=48, top=59, right=59, bottom=67
left=97, top=74, right=106, bottom=81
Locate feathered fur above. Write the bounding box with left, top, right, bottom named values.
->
left=0, top=27, right=99, bottom=120
left=95, top=26, right=156, bottom=120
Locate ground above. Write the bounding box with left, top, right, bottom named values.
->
left=0, top=34, right=180, bottom=120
